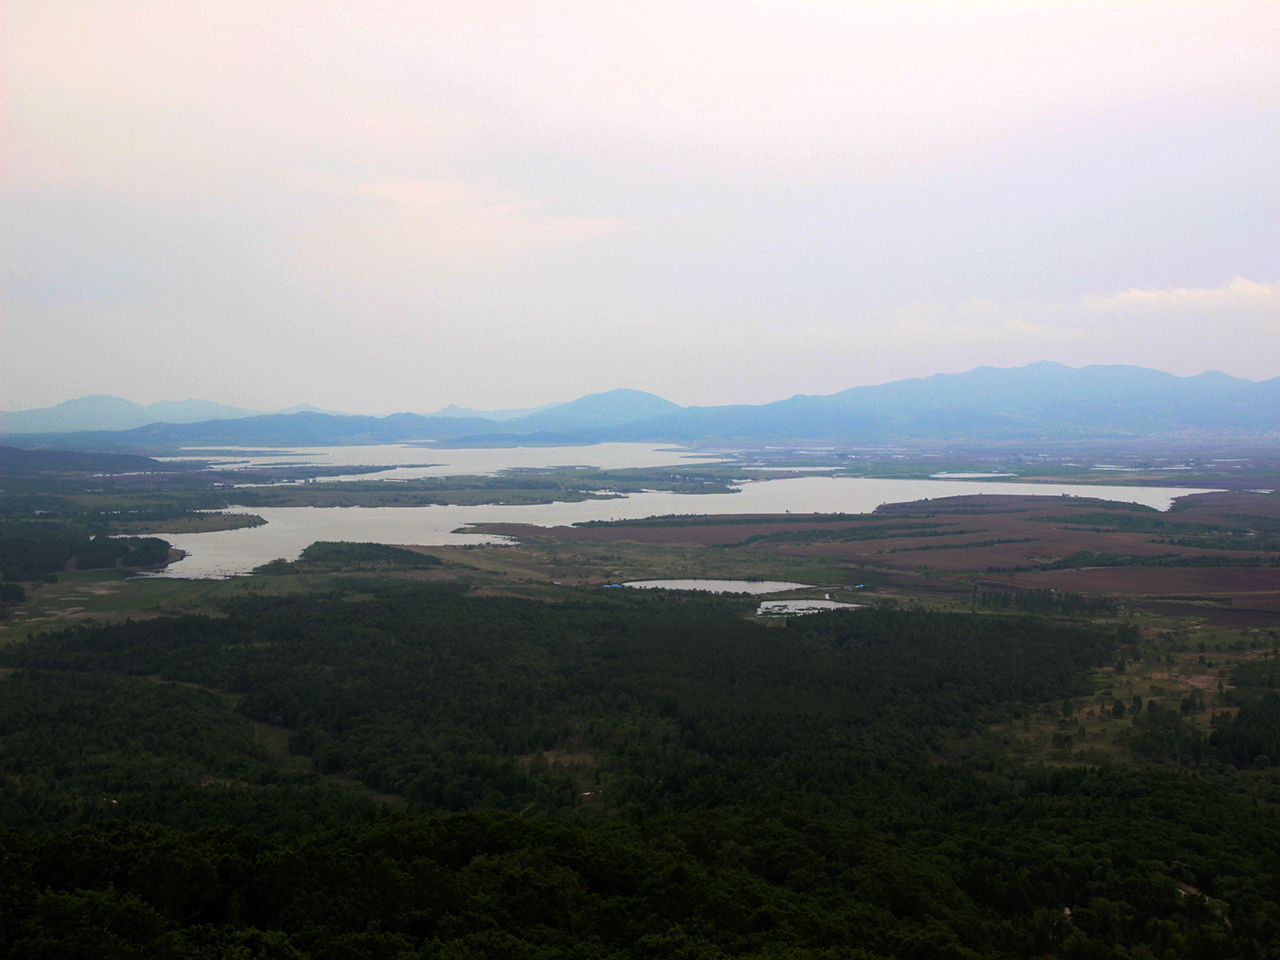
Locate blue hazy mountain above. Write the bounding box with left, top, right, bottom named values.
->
left=616, top=363, right=1280, bottom=441
left=430, top=390, right=675, bottom=429
left=0, top=396, right=265, bottom=434
left=19, top=389, right=678, bottom=449
left=0, top=397, right=363, bottom=434
left=507, top=389, right=682, bottom=432
left=6, top=365, right=1279, bottom=449
left=276, top=403, right=350, bottom=416
left=430, top=402, right=563, bottom=421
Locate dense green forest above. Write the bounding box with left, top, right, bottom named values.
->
left=979, top=587, right=1117, bottom=616
left=2, top=590, right=1280, bottom=957
left=0, top=526, right=171, bottom=580
left=2, top=595, right=1115, bottom=814
left=253, top=541, right=445, bottom=574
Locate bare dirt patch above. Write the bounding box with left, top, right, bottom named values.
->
left=1010, top=566, right=1280, bottom=598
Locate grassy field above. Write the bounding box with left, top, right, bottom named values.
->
left=0, top=570, right=324, bottom=641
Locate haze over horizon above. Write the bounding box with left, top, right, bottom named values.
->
left=3, top=1, right=1278, bottom=413
left=3, top=360, right=1279, bottom=423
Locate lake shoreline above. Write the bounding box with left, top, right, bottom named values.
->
left=149, top=473, right=1222, bottom=579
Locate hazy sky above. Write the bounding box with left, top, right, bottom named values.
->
left=3, top=1, right=1278, bottom=412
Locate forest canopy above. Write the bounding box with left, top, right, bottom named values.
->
left=2, top=591, right=1279, bottom=957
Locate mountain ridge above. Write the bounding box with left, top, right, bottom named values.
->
left=0, top=396, right=268, bottom=434
left=6, top=364, right=1278, bottom=450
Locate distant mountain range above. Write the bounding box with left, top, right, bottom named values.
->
left=0, top=395, right=575, bottom=434
left=0, top=396, right=266, bottom=434
left=5, top=364, right=1279, bottom=451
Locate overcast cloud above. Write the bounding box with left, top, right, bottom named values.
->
left=3, top=0, right=1277, bottom=412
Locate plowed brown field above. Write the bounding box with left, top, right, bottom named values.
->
left=475, top=490, right=1280, bottom=617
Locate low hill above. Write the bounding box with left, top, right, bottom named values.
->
left=100, top=411, right=504, bottom=447
left=0, top=445, right=170, bottom=475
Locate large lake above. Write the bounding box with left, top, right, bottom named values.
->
left=163, top=442, right=725, bottom=480
left=149, top=445, right=1221, bottom=578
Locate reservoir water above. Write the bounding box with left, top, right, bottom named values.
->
left=148, top=447, right=1222, bottom=578
left=163, top=442, right=724, bottom=480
